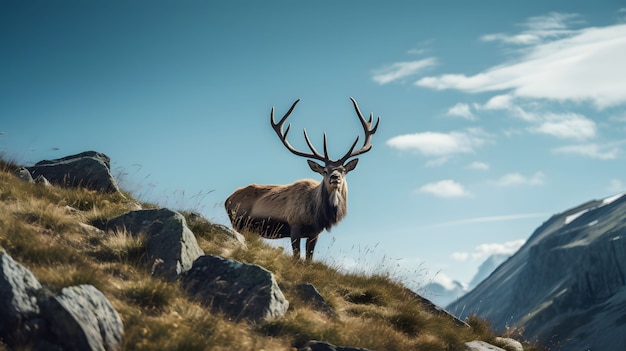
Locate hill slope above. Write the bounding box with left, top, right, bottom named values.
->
left=0, top=158, right=518, bottom=351
left=448, top=192, right=626, bottom=350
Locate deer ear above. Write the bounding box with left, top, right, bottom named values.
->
left=307, top=160, right=325, bottom=174
left=344, top=158, right=359, bottom=173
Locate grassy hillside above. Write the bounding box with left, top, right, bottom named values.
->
left=0, top=158, right=523, bottom=351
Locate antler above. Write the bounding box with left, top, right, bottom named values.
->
left=337, top=97, right=380, bottom=164
left=271, top=99, right=329, bottom=163
left=271, top=98, right=379, bottom=165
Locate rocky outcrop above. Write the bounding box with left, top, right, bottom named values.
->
left=0, top=252, right=123, bottom=351
left=44, top=285, right=124, bottom=351
left=449, top=192, right=626, bottom=350
left=0, top=252, right=43, bottom=337
left=181, top=254, right=289, bottom=322
left=292, top=283, right=335, bottom=317
left=106, top=208, right=205, bottom=280
left=27, top=151, right=120, bottom=193
left=464, top=340, right=505, bottom=351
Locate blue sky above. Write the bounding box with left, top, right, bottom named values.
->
left=2, top=1, right=626, bottom=291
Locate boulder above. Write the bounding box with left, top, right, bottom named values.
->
left=182, top=255, right=289, bottom=322
left=15, top=167, right=33, bottom=183
left=27, top=151, right=120, bottom=193
left=494, top=337, right=523, bottom=351
left=186, top=211, right=247, bottom=248
left=0, top=252, right=43, bottom=335
left=465, top=340, right=506, bottom=351
left=0, top=252, right=123, bottom=351
left=292, top=283, right=334, bottom=317
left=44, top=284, right=124, bottom=351
left=106, top=208, right=204, bottom=280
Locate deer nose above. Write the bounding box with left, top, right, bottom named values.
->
left=330, top=173, right=340, bottom=181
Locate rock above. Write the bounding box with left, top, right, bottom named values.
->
left=0, top=252, right=43, bottom=335
left=44, top=284, right=124, bottom=351
left=27, top=151, right=120, bottom=193
left=15, top=167, right=33, bottom=183
left=465, top=340, right=506, bottom=351
left=182, top=254, right=289, bottom=322
left=494, top=337, right=523, bottom=351
left=106, top=208, right=204, bottom=280
left=212, top=224, right=247, bottom=247
left=186, top=212, right=247, bottom=248
left=400, top=286, right=469, bottom=328
left=0, top=252, right=123, bottom=351
left=292, top=283, right=334, bottom=317
left=34, top=174, right=51, bottom=186
left=299, top=340, right=373, bottom=351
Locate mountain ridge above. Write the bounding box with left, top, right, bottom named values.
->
left=448, top=192, right=626, bottom=350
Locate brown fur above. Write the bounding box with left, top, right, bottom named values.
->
left=225, top=97, right=379, bottom=260
left=225, top=160, right=356, bottom=260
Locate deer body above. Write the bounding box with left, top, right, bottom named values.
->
left=225, top=98, right=378, bottom=260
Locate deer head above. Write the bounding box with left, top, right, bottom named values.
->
left=270, top=98, right=380, bottom=194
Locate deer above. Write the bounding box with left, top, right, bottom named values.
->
left=225, top=97, right=380, bottom=260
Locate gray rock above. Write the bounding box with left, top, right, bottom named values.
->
left=182, top=255, right=289, bottom=322
left=27, top=151, right=120, bottom=192
left=34, top=174, right=51, bottom=186
left=106, top=208, right=204, bottom=279
left=186, top=212, right=247, bottom=248
left=494, top=337, right=523, bottom=351
left=0, top=252, right=123, bottom=351
left=465, top=340, right=506, bottom=351
left=293, top=283, right=334, bottom=317
left=44, top=284, right=123, bottom=351
left=0, top=252, right=43, bottom=334
left=15, top=167, right=33, bottom=183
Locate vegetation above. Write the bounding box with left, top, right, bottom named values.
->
left=0, top=157, right=532, bottom=350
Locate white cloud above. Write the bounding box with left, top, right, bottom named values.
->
left=482, top=94, right=514, bottom=110
left=553, top=143, right=620, bottom=160
left=530, top=113, right=597, bottom=140
left=431, top=272, right=464, bottom=291
left=452, top=239, right=526, bottom=262
left=481, top=13, right=580, bottom=45
left=416, top=22, right=626, bottom=109
left=468, top=161, right=490, bottom=170
left=446, top=103, right=476, bottom=120
left=386, top=128, right=489, bottom=157
left=472, top=239, right=526, bottom=259
left=372, top=58, right=437, bottom=85
left=418, top=179, right=471, bottom=198
left=495, top=172, right=545, bottom=187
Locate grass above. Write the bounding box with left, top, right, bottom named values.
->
left=0, top=156, right=539, bottom=351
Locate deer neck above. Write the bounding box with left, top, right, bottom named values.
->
left=322, top=182, right=347, bottom=209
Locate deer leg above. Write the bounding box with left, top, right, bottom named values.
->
left=290, top=225, right=302, bottom=259
left=305, top=234, right=319, bottom=261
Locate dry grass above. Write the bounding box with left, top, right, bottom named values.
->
left=0, top=158, right=534, bottom=351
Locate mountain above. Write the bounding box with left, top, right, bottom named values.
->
left=468, top=253, right=510, bottom=290
left=423, top=253, right=510, bottom=307
left=448, top=192, right=626, bottom=350
left=422, top=279, right=467, bottom=307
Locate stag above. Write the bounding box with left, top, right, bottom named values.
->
left=225, top=97, right=380, bottom=260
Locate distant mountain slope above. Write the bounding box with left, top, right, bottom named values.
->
left=448, top=192, right=626, bottom=350
left=424, top=253, right=510, bottom=307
